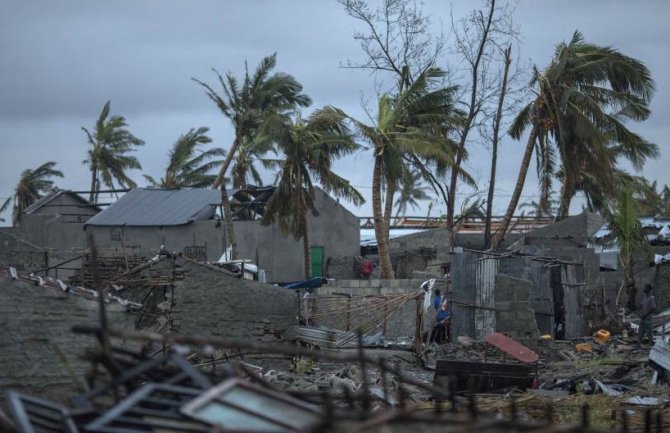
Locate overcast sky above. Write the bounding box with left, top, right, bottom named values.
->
left=1, top=0, right=668, bottom=225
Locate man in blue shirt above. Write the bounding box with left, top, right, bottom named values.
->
left=431, top=289, right=451, bottom=343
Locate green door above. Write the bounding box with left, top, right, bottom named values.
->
left=310, top=246, right=324, bottom=278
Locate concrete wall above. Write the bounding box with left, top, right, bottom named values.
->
left=494, top=274, right=540, bottom=343
left=86, top=220, right=225, bottom=262
left=1, top=216, right=88, bottom=251
left=525, top=212, right=605, bottom=248
left=0, top=277, right=135, bottom=404
left=373, top=229, right=522, bottom=279
left=235, top=189, right=360, bottom=283
left=27, top=193, right=99, bottom=223
left=171, top=260, right=299, bottom=339
left=497, top=255, right=555, bottom=337
left=0, top=231, right=85, bottom=279
left=312, top=279, right=425, bottom=338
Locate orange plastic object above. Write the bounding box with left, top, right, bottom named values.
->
left=595, top=329, right=610, bottom=344
left=484, top=332, right=539, bottom=364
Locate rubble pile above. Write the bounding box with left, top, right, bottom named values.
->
left=5, top=324, right=661, bottom=433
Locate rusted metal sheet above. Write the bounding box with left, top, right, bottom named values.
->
left=474, top=256, right=498, bottom=339
left=484, top=332, right=539, bottom=364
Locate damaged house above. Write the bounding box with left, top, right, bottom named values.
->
left=0, top=189, right=100, bottom=250
left=84, top=187, right=360, bottom=283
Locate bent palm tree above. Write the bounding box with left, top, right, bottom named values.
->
left=82, top=101, right=144, bottom=204
left=262, top=107, right=364, bottom=279
left=350, top=68, right=463, bottom=278
left=491, top=31, right=656, bottom=249
left=193, top=53, right=311, bottom=259
left=144, top=127, right=226, bottom=188
left=3, top=161, right=64, bottom=226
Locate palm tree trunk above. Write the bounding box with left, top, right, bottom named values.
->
left=213, top=136, right=240, bottom=261
left=556, top=177, right=573, bottom=221
left=211, top=136, right=239, bottom=190
left=489, top=124, right=539, bottom=250
left=373, top=153, right=394, bottom=279
left=302, top=194, right=311, bottom=280
left=383, top=182, right=395, bottom=243
left=484, top=142, right=499, bottom=248
left=221, top=186, right=237, bottom=260
left=89, top=164, right=97, bottom=204
left=485, top=46, right=512, bottom=249
left=623, top=255, right=637, bottom=311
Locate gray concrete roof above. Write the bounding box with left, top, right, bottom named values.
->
left=85, top=188, right=221, bottom=226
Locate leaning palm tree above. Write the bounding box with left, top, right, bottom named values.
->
left=193, top=53, right=311, bottom=259
left=490, top=31, right=656, bottom=249
left=82, top=101, right=144, bottom=204
left=394, top=167, right=432, bottom=219
left=1, top=161, right=64, bottom=226
left=350, top=68, right=464, bottom=279
left=144, top=127, right=226, bottom=188
left=261, top=107, right=364, bottom=279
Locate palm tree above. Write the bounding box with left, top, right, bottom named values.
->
left=193, top=53, right=311, bottom=259
left=144, top=127, right=226, bottom=188
left=231, top=134, right=277, bottom=189
left=82, top=101, right=144, bottom=204
left=607, top=185, right=650, bottom=311
left=490, top=31, right=656, bottom=249
left=1, top=161, right=64, bottom=226
left=261, top=107, right=364, bottom=279
left=394, top=167, right=432, bottom=219
left=350, top=68, right=463, bottom=278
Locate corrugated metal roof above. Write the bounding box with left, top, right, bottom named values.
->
left=85, top=188, right=221, bottom=226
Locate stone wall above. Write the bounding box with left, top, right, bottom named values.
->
left=0, top=277, right=136, bottom=405
left=494, top=274, right=540, bottom=343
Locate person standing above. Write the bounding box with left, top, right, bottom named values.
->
left=639, top=284, right=657, bottom=344
left=430, top=289, right=451, bottom=343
